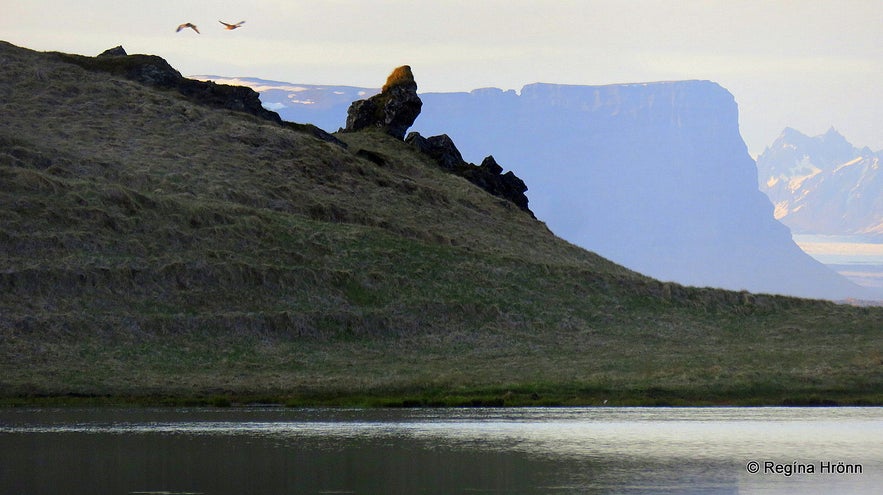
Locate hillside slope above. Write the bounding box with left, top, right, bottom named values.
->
left=201, top=77, right=873, bottom=300
left=1, top=41, right=881, bottom=405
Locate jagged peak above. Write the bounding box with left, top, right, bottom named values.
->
left=404, top=131, right=533, bottom=217
left=824, top=126, right=842, bottom=137
left=821, top=126, right=850, bottom=145
left=779, top=127, right=808, bottom=139
left=777, top=126, right=852, bottom=148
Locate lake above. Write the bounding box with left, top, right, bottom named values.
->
left=1, top=407, right=881, bottom=494
left=793, top=234, right=883, bottom=291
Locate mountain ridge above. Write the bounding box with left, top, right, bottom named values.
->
left=757, top=127, right=882, bottom=238
left=204, top=75, right=876, bottom=300
left=2, top=41, right=881, bottom=405
left=400, top=80, right=877, bottom=300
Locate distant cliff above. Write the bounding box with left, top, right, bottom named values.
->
left=204, top=78, right=874, bottom=300
left=415, top=82, right=876, bottom=300
left=756, top=127, right=882, bottom=239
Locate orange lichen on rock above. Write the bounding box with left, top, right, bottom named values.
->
left=382, top=65, right=416, bottom=92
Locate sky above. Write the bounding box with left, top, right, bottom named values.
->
left=2, top=0, right=881, bottom=157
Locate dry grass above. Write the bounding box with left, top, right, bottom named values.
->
left=1, top=41, right=881, bottom=406
left=381, top=65, right=416, bottom=92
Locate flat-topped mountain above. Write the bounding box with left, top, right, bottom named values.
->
left=219, top=76, right=876, bottom=300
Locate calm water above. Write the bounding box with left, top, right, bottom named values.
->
left=1, top=407, right=881, bottom=494
left=793, top=234, right=883, bottom=290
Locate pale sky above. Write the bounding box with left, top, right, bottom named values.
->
left=3, top=0, right=881, bottom=156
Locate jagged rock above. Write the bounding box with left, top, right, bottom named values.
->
left=125, top=55, right=184, bottom=88
left=344, top=68, right=531, bottom=214
left=405, top=132, right=464, bottom=170
left=462, top=156, right=531, bottom=215
left=405, top=131, right=532, bottom=216
left=53, top=49, right=281, bottom=123
left=404, top=131, right=431, bottom=154
left=55, top=47, right=348, bottom=148
left=98, top=45, right=127, bottom=57
left=344, top=66, right=422, bottom=139
left=479, top=156, right=504, bottom=175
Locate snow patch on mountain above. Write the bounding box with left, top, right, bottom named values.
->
left=756, top=127, right=881, bottom=240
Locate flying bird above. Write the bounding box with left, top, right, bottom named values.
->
left=176, top=23, right=200, bottom=34
left=219, top=20, right=245, bottom=30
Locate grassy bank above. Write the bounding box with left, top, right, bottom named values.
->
left=1, top=41, right=881, bottom=407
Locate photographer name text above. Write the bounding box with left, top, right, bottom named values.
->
left=746, top=460, right=863, bottom=477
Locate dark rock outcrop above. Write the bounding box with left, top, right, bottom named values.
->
left=52, top=47, right=280, bottom=123
left=98, top=45, right=127, bottom=57
left=469, top=156, right=530, bottom=213
left=405, top=133, right=464, bottom=170
left=343, top=66, right=531, bottom=214
left=406, top=132, right=532, bottom=216
left=344, top=66, right=422, bottom=139
left=50, top=46, right=345, bottom=147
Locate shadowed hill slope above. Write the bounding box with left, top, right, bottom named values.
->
left=1, top=41, right=881, bottom=405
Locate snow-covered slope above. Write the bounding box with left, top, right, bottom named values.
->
left=756, top=127, right=882, bottom=238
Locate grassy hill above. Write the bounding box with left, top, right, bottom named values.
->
left=1, top=41, right=881, bottom=406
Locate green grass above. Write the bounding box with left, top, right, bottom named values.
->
left=1, top=40, right=882, bottom=407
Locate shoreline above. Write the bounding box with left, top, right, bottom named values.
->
left=3, top=390, right=880, bottom=409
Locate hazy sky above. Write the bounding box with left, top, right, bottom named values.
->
left=3, top=0, right=881, bottom=156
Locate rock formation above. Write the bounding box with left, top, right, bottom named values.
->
left=342, top=66, right=532, bottom=215
left=406, top=132, right=532, bottom=216
left=98, top=45, right=127, bottom=57
left=51, top=46, right=343, bottom=146
left=344, top=66, right=422, bottom=139
left=405, top=133, right=464, bottom=170
left=53, top=46, right=280, bottom=123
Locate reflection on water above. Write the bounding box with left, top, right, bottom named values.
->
left=1, top=407, right=881, bottom=494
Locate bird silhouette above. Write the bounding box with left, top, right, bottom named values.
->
left=219, top=20, right=245, bottom=30
left=176, top=23, right=200, bottom=34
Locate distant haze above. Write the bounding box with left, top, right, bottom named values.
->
left=218, top=75, right=878, bottom=300
left=2, top=0, right=881, bottom=156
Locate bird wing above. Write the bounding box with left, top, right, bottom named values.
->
left=177, top=23, right=199, bottom=33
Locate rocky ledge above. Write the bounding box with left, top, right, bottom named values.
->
left=52, top=46, right=342, bottom=145
left=345, top=66, right=533, bottom=216
left=406, top=132, right=532, bottom=216
left=343, top=65, right=423, bottom=140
